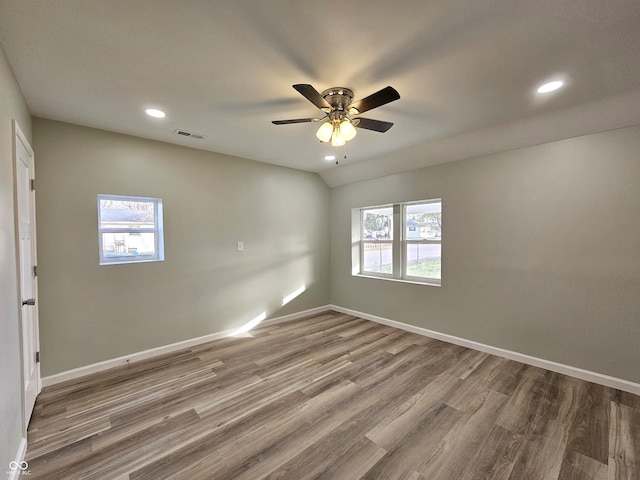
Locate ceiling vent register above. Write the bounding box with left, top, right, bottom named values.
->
left=175, top=129, right=207, bottom=140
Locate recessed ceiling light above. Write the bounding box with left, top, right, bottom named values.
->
left=324, top=155, right=336, bottom=161
left=537, top=80, right=564, bottom=94
left=145, top=108, right=166, bottom=118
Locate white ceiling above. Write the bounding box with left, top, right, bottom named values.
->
left=1, top=0, right=640, bottom=187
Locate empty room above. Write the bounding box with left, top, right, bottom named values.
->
left=1, top=1, right=639, bottom=479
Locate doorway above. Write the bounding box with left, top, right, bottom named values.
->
left=14, top=120, right=40, bottom=426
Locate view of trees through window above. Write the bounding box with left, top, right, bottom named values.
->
left=362, top=206, right=393, bottom=274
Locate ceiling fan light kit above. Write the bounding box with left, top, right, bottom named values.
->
left=273, top=84, right=400, bottom=156
left=315, top=121, right=334, bottom=142
left=339, top=119, right=357, bottom=140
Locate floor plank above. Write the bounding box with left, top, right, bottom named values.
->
left=25, top=311, right=640, bottom=479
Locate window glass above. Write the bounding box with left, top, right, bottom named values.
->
left=98, top=194, right=164, bottom=265
left=405, top=201, right=441, bottom=281
left=363, top=243, right=393, bottom=274
left=405, top=243, right=441, bottom=279
left=405, top=202, right=442, bottom=239
left=362, top=206, right=393, bottom=240
left=361, top=206, right=393, bottom=275
left=99, top=199, right=155, bottom=229
left=100, top=232, right=158, bottom=258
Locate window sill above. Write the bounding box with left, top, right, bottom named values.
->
left=100, top=257, right=164, bottom=266
left=354, top=273, right=441, bottom=287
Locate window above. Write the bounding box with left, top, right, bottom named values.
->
left=354, top=199, right=441, bottom=285
left=361, top=205, right=393, bottom=275
left=403, top=200, right=441, bottom=282
left=97, top=194, right=164, bottom=265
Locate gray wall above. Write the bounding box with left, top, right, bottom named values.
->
left=34, top=119, right=330, bottom=376
left=331, top=125, right=640, bottom=384
left=0, top=45, right=32, bottom=469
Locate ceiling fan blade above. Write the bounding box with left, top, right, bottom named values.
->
left=272, top=117, right=323, bottom=125
left=352, top=117, right=394, bottom=133
left=348, top=86, right=400, bottom=114
left=293, top=84, right=331, bottom=110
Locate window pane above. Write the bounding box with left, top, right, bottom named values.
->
left=98, top=194, right=164, bottom=265
left=99, top=199, right=155, bottom=230
left=405, top=201, right=441, bottom=239
left=362, top=206, right=393, bottom=240
left=101, top=232, right=157, bottom=259
left=363, top=242, right=393, bottom=274
left=406, top=243, right=441, bottom=279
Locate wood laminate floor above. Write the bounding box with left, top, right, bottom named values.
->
left=26, top=311, right=640, bottom=479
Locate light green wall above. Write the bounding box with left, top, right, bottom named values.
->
left=32, top=119, right=640, bottom=385
left=0, top=45, right=32, bottom=469
left=34, top=118, right=330, bottom=376
left=331, top=125, right=640, bottom=384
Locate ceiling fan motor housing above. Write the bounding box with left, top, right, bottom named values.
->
left=321, top=87, right=355, bottom=116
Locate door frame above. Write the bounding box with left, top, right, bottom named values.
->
left=13, top=119, right=41, bottom=427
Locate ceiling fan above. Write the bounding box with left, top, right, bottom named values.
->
left=272, top=84, right=400, bottom=150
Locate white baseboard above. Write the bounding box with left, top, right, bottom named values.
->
left=42, top=305, right=330, bottom=387
left=7, top=437, right=28, bottom=480
left=42, top=303, right=640, bottom=396
left=329, top=305, right=640, bottom=396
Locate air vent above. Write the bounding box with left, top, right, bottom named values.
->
left=174, top=129, right=207, bottom=140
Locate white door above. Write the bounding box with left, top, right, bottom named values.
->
left=14, top=120, right=40, bottom=426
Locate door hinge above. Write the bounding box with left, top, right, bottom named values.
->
left=35, top=351, right=40, bottom=363
left=33, top=265, right=38, bottom=277
left=30, top=178, right=35, bottom=191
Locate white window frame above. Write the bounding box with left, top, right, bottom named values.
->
left=97, top=194, right=165, bottom=265
left=402, top=199, right=442, bottom=285
left=353, top=198, right=441, bottom=286
left=359, top=204, right=394, bottom=278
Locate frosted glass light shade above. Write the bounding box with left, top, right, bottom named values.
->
left=316, top=122, right=333, bottom=142
left=340, top=120, right=357, bottom=141
left=331, top=130, right=345, bottom=146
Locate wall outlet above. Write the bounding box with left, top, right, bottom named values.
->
left=237, top=241, right=244, bottom=252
